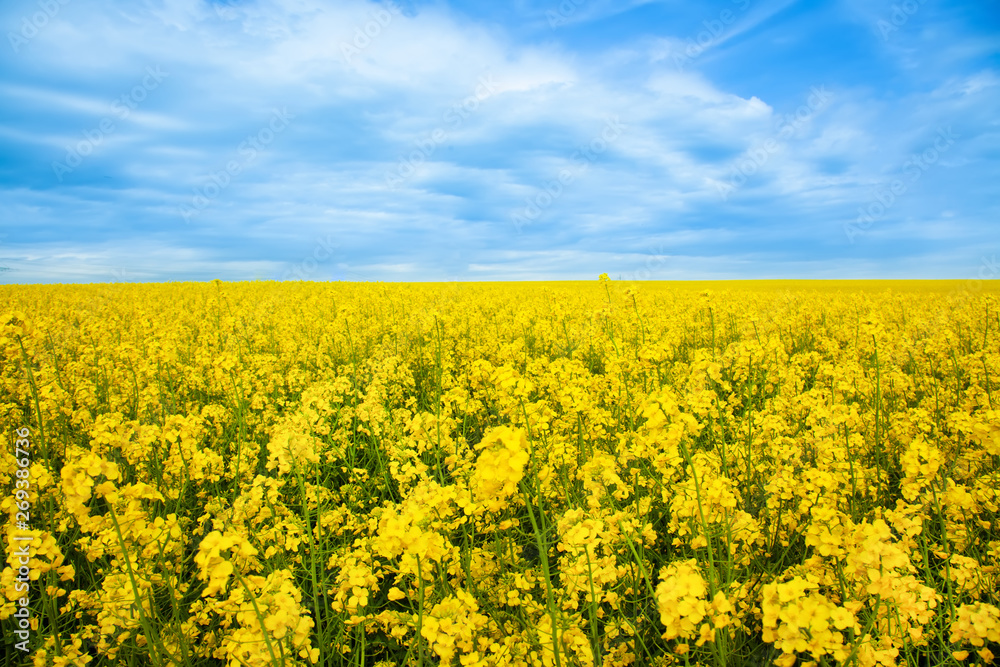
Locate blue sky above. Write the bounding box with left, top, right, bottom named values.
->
left=1, top=0, right=997, bottom=283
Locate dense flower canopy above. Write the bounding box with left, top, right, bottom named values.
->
left=1, top=279, right=999, bottom=666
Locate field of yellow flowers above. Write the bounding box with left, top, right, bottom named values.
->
left=2, top=278, right=999, bottom=667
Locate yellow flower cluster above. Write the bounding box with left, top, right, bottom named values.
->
left=950, top=602, right=1000, bottom=660
left=761, top=577, right=856, bottom=664
left=419, top=589, right=490, bottom=665
left=374, top=478, right=458, bottom=567
left=556, top=508, right=624, bottom=605
left=469, top=425, right=530, bottom=513
left=195, top=530, right=260, bottom=597
left=202, top=569, right=319, bottom=666
left=655, top=559, right=711, bottom=641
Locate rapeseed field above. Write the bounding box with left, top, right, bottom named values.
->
left=2, top=278, right=999, bottom=666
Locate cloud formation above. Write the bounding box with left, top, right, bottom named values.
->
left=1, top=0, right=997, bottom=283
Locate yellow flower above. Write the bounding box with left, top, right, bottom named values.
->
left=469, top=426, right=529, bottom=513
left=194, top=530, right=257, bottom=597
left=655, top=560, right=710, bottom=641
